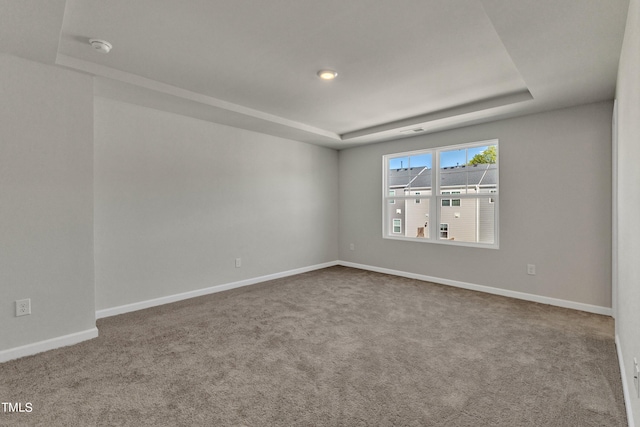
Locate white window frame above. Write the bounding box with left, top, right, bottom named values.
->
left=382, top=139, right=499, bottom=249
left=392, top=218, right=402, bottom=234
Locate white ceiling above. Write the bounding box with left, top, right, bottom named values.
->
left=0, top=0, right=630, bottom=149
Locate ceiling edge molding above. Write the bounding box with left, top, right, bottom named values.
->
left=55, top=53, right=341, bottom=141
left=340, top=89, right=534, bottom=140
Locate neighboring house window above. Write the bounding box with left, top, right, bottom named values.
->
left=442, top=191, right=461, bottom=206
left=441, top=192, right=450, bottom=207
left=451, top=191, right=461, bottom=207
left=383, top=140, right=498, bottom=248
left=439, top=223, right=449, bottom=239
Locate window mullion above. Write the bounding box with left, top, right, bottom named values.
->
left=431, top=150, right=440, bottom=241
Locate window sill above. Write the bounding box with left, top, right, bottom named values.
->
left=383, top=234, right=499, bottom=250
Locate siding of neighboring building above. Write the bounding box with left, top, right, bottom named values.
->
left=478, top=197, right=496, bottom=243
left=405, top=194, right=430, bottom=238
left=387, top=164, right=496, bottom=243
left=439, top=197, right=495, bottom=243
left=388, top=199, right=405, bottom=235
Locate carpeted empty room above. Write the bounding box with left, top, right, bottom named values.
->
left=0, top=267, right=626, bottom=426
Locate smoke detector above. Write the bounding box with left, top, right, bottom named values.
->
left=89, top=39, right=112, bottom=54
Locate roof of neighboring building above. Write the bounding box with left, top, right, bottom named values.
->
left=388, top=163, right=496, bottom=189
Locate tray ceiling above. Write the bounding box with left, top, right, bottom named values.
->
left=1, top=0, right=630, bottom=148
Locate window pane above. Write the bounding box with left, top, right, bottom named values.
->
left=388, top=154, right=432, bottom=195
left=409, top=153, right=432, bottom=170
left=438, top=197, right=495, bottom=244
left=440, top=145, right=497, bottom=195
left=405, top=197, right=430, bottom=238
left=387, top=203, right=403, bottom=235
left=389, top=156, right=409, bottom=170
left=386, top=197, right=430, bottom=237
left=388, top=156, right=410, bottom=196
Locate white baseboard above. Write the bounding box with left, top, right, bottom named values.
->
left=616, top=334, right=636, bottom=427
left=96, top=261, right=339, bottom=319
left=98, top=260, right=612, bottom=320
left=0, top=327, right=99, bottom=364
left=338, top=261, right=613, bottom=316
left=0, top=261, right=615, bottom=371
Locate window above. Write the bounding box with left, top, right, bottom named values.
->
left=439, top=223, right=449, bottom=239
left=442, top=191, right=460, bottom=207
left=383, top=140, right=498, bottom=248
left=441, top=192, right=450, bottom=207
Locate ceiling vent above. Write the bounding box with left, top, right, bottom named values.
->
left=400, top=128, right=425, bottom=135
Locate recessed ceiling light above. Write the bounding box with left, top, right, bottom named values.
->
left=317, top=69, right=338, bottom=80
left=89, top=39, right=112, bottom=54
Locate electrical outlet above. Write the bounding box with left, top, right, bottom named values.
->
left=15, top=299, right=31, bottom=317
left=634, top=358, right=639, bottom=398
left=350, top=243, right=355, bottom=251
left=527, top=264, right=536, bottom=275
left=235, top=258, right=241, bottom=268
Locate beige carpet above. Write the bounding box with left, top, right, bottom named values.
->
left=0, top=266, right=627, bottom=426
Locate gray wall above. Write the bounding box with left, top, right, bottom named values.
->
left=0, top=54, right=95, bottom=351
left=615, top=0, right=640, bottom=421
left=94, top=97, right=338, bottom=310
left=339, top=102, right=613, bottom=308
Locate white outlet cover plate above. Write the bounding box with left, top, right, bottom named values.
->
left=16, top=299, right=31, bottom=316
